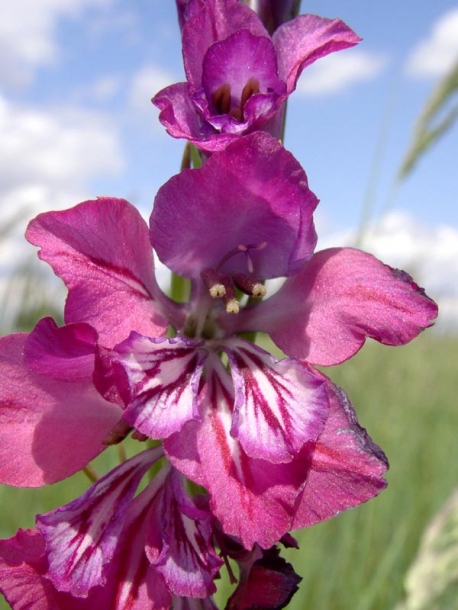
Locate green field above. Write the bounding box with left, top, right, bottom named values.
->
left=1, top=332, right=456, bottom=609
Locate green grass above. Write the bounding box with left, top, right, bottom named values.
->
left=1, top=333, right=456, bottom=609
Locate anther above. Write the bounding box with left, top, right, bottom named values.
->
left=233, top=273, right=266, bottom=298
left=201, top=268, right=226, bottom=298
left=213, top=83, right=232, bottom=115
left=240, top=77, right=260, bottom=109
left=222, top=280, right=240, bottom=314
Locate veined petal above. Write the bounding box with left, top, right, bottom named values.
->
left=0, top=334, right=121, bottom=487
left=148, top=470, right=223, bottom=598
left=293, top=377, right=388, bottom=529
left=112, top=333, right=206, bottom=439
left=0, top=480, right=173, bottom=609
left=166, top=364, right=311, bottom=550
left=238, top=248, right=438, bottom=366
left=151, top=132, right=318, bottom=281
left=273, top=14, right=360, bottom=92
left=36, top=447, right=163, bottom=597
left=26, top=197, right=171, bottom=349
left=226, top=339, right=328, bottom=463
left=171, top=597, right=218, bottom=610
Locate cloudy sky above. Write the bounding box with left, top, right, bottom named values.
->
left=0, top=0, right=457, bottom=329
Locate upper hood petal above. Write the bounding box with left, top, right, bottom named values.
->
left=150, top=133, right=318, bottom=281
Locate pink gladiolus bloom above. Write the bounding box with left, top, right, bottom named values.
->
left=0, top=134, right=437, bottom=604
left=154, top=0, right=360, bottom=150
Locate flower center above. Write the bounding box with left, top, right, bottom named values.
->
left=201, top=242, right=267, bottom=314
left=212, top=77, right=260, bottom=122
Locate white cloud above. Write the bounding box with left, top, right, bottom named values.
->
left=0, top=94, right=124, bottom=268
left=73, top=75, right=122, bottom=103
left=319, top=210, right=458, bottom=331
left=405, top=7, right=458, bottom=78
left=128, top=65, right=178, bottom=115
left=296, top=50, right=387, bottom=96
left=0, top=96, right=123, bottom=202
left=0, top=0, right=111, bottom=88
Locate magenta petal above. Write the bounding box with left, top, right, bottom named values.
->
left=226, top=339, right=328, bottom=462
left=26, top=197, right=169, bottom=349
left=153, top=82, right=222, bottom=145
left=293, top=378, right=388, bottom=529
left=0, top=334, right=121, bottom=487
left=201, top=30, right=285, bottom=118
left=148, top=470, right=223, bottom=598
left=36, top=447, right=163, bottom=597
left=151, top=132, right=318, bottom=280
left=273, top=14, right=360, bottom=92
left=24, top=318, right=98, bottom=381
left=226, top=548, right=301, bottom=610
left=111, top=333, right=206, bottom=439
left=182, top=0, right=268, bottom=89
left=247, top=248, right=438, bottom=366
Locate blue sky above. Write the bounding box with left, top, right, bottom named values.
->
left=1, top=0, right=457, bottom=327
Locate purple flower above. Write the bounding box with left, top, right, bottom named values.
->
left=0, top=134, right=437, bottom=602
left=153, top=0, right=360, bottom=150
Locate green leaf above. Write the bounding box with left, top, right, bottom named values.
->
left=399, top=58, right=458, bottom=179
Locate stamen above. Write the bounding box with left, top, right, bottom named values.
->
left=240, top=77, right=260, bottom=109
left=201, top=268, right=226, bottom=298
left=225, top=298, right=240, bottom=314
left=233, top=273, right=266, bottom=298
left=131, top=430, right=149, bottom=442
left=213, top=83, right=232, bottom=115
left=102, top=418, right=133, bottom=445
left=229, top=107, right=243, bottom=121
left=222, top=281, right=240, bottom=314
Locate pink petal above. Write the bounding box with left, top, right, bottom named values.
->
left=24, top=318, right=97, bottom=381
left=26, top=197, right=170, bottom=349
left=0, top=334, right=121, bottom=487
left=226, top=339, right=328, bottom=462
left=110, top=333, right=206, bottom=439
left=241, top=248, right=438, bottom=366
left=293, top=377, right=388, bottom=529
left=0, top=529, right=59, bottom=610
left=36, top=447, right=163, bottom=597
left=148, top=470, right=223, bottom=598
left=273, top=14, right=360, bottom=92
